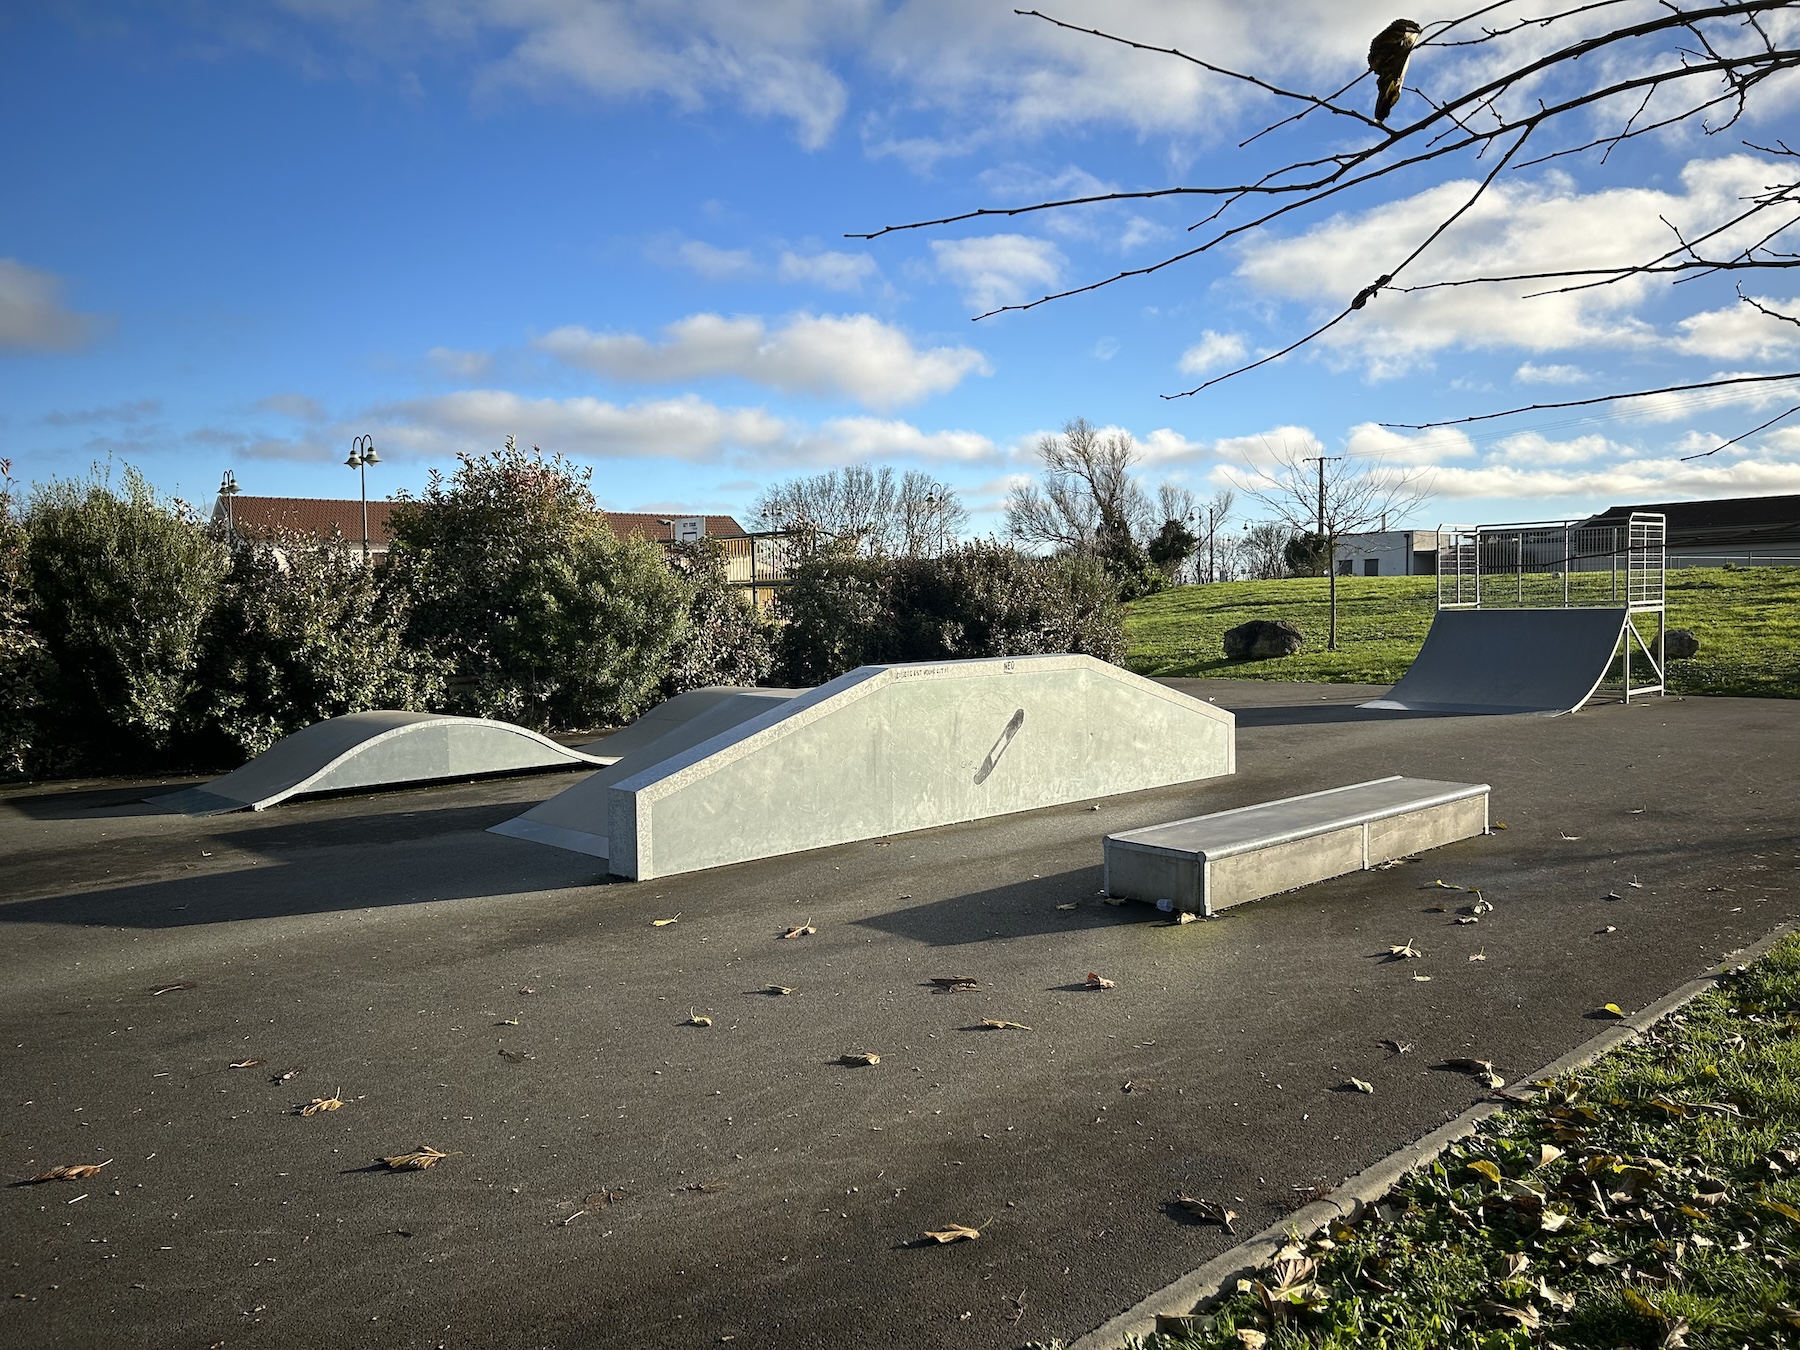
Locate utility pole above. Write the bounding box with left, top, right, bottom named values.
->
left=1303, top=454, right=1344, bottom=651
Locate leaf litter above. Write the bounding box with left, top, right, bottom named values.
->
left=28, top=1161, right=111, bottom=1183
left=920, top=1218, right=990, bottom=1244
left=377, top=1145, right=456, bottom=1171
left=1174, top=1195, right=1238, bottom=1232
left=778, top=921, right=816, bottom=939
left=295, top=1090, right=345, bottom=1116
left=1086, top=972, right=1117, bottom=990
left=840, top=1051, right=880, bottom=1066
left=979, top=1019, right=1031, bottom=1031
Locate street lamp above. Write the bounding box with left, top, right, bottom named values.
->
left=217, top=469, right=240, bottom=539
left=345, top=435, right=380, bottom=562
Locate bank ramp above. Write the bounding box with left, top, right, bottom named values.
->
left=1362, top=607, right=1630, bottom=716
left=492, top=654, right=1237, bottom=881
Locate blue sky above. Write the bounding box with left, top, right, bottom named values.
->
left=3, top=1, right=1797, bottom=537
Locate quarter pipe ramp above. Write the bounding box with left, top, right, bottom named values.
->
left=1361, top=607, right=1630, bottom=716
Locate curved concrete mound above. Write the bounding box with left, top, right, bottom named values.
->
left=1362, top=607, right=1630, bottom=716
left=149, top=711, right=608, bottom=815
left=491, top=654, right=1236, bottom=881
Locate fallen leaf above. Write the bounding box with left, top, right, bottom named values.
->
left=1627, top=878, right=1643, bottom=889
left=778, top=922, right=816, bottom=939
left=1412, top=975, right=1432, bottom=982
left=1762, top=1198, right=1800, bottom=1222
left=28, top=1161, right=111, bottom=1183
left=921, top=1223, right=983, bottom=1244
left=296, top=1091, right=345, bottom=1117
left=1493, top=821, right=1508, bottom=829
left=1431, top=880, right=1467, bottom=892
left=1175, top=910, right=1200, bottom=925
left=1381, top=1039, right=1413, bottom=1055
left=519, top=987, right=538, bottom=995
left=228, top=1059, right=263, bottom=1070
left=979, top=1019, right=1031, bottom=1031
left=1173, top=1194, right=1237, bottom=1233
left=1536, top=1144, right=1564, bottom=1169
left=1086, top=972, right=1116, bottom=990
left=1560, top=831, right=1581, bottom=840
left=678, top=1180, right=730, bottom=1193
left=686, top=1010, right=713, bottom=1027
left=1599, top=925, right=1618, bottom=934
left=651, top=915, right=681, bottom=927
left=1468, top=950, right=1487, bottom=963
left=1346, top=1077, right=1374, bottom=1094
left=1454, top=916, right=1479, bottom=925
left=378, top=1145, right=453, bottom=1171
left=495, top=1018, right=521, bottom=1026
left=840, top=1051, right=880, bottom=1066
left=763, top=985, right=795, bottom=996
left=930, top=976, right=981, bottom=992
left=1598, top=1003, right=1627, bottom=1018
left=1235, top=1331, right=1267, bottom=1350
left=1467, top=1159, right=1504, bottom=1185
left=498, top=1048, right=535, bottom=1062
left=1477, top=1301, right=1541, bottom=1330
left=1540, top=1209, right=1571, bottom=1232
left=1584, top=1250, right=1621, bottom=1267
left=1388, top=940, right=1422, bottom=959
left=1537, top=1278, right=1575, bottom=1312
left=1055, top=903, right=1078, bottom=911
left=269, top=1068, right=302, bottom=1084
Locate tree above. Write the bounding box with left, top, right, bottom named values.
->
left=188, top=533, right=446, bottom=763
left=660, top=539, right=777, bottom=695
left=1006, top=417, right=1168, bottom=599
left=386, top=438, right=690, bottom=730
left=1240, top=522, right=1294, bottom=581
left=24, top=465, right=230, bottom=769
left=753, top=464, right=968, bottom=558
left=1233, top=443, right=1432, bottom=650
left=0, top=459, right=50, bottom=778
left=856, top=5, right=1800, bottom=452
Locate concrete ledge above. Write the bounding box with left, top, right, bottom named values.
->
left=1103, top=776, right=1488, bottom=916
left=148, top=711, right=605, bottom=815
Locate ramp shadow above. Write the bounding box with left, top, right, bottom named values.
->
left=7, top=782, right=205, bottom=821
left=851, top=870, right=1157, bottom=947
left=1228, top=703, right=1459, bottom=728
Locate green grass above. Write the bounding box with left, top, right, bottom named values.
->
left=1123, top=567, right=1800, bottom=698
left=1138, top=933, right=1800, bottom=1350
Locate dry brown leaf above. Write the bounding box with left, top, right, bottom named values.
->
left=1536, top=1144, right=1565, bottom=1169
left=763, top=984, right=795, bottom=996
left=921, top=1222, right=984, bottom=1244
left=1173, top=1194, right=1237, bottom=1232
left=840, top=1051, right=880, bottom=1066
left=686, top=1010, right=713, bottom=1026
left=1381, top=1038, right=1414, bottom=1055
left=1345, top=1077, right=1374, bottom=1094
left=1388, top=940, right=1422, bottom=959
left=228, top=1059, right=263, bottom=1069
left=498, top=1048, right=535, bottom=1063
left=979, top=1019, right=1031, bottom=1031
left=930, top=976, right=980, bottom=991
left=1431, top=880, right=1467, bottom=892
left=1175, top=910, right=1200, bottom=925
left=296, top=1090, right=345, bottom=1117
left=1086, top=972, right=1116, bottom=990
left=1478, top=1302, right=1542, bottom=1330
left=651, top=915, right=681, bottom=927
left=378, top=1145, right=454, bottom=1171
left=1454, top=916, right=1479, bottom=925
left=1412, top=974, right=1432, bottom=982
left=779, top=922, right=816, bottom=939
left=1236, top=1331, right=1268, bottom=1350
left=1468, top=949, right=1487, bottom=962
left=678, top=1180, right=730, bottom=1193
left=29, top=1160, right=111, bottom=1183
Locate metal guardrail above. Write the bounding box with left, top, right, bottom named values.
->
left=1435, top=513, right=1666, bottom=702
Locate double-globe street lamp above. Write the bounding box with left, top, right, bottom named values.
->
left=345, top=434, right=380, bottom=562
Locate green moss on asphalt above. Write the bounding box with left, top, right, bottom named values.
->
left=1123, top=567, right=1800, bottom=699
left=1137, top=933, right=1800, bottom=1350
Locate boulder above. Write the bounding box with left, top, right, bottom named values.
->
left=1223, top=618, right=1305, bottom=661
left=1663, top=628, right=1700, bottom=660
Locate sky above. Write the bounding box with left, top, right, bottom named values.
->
left=3, top=0, right=1798, bottom=539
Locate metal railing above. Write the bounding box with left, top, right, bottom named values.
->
left=1435, top=513, right=1666, bottom=702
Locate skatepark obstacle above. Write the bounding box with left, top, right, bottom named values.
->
left=148, top=711, right=607, bottom=815
left=1365, top=513, right=1666, bottom=716
left=1103, top=776, right=1489, bottom=916
left=576, top=686, right=805, bottom=764
left=491, top=654, right=1237, bottom=881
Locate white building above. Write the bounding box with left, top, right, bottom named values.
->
left=1332, top=530, right=1441, bottom=577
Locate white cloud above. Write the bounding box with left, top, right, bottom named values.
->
left=371, top=388, right=998, bottom=467
left=427, top=346, right=493, bottom=379
left=669, top=239, right=757, bottom=280
left=1345, top=422, right=1476, bottom=465
left=930, top=234, right=1064, bottom=313
left=1091, top=336, right=1119, bottom=361
left=1136, top=427, right=1207, bottom=465
left=0, top=258, right=105, bottom=353
left=776, top=249, right=879, bottom=291
left=1483, top=431, right=1618, bottom=466
left=1515, top=363, right=1588, bottom=384
left=255, top=392, right=327, bottom=420
left=1672, top=296, right=1800, bottom=361
left=1428, top=452, right=1800, bottom=501
left=1177, top=330, right=1247, bottom=376
left=536, top=312, right=989, bottom=410
left=1235, top=156, right=1790, bottom=378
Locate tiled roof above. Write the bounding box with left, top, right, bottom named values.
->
left=212, top=497, right=747, bottom=547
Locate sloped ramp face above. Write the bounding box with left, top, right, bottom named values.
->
left=495, top=654, right=1235, bottom=881
left=577, top=685, right=808, bottom=765
left=148, top=711, right=608, bottom=815
left=1362, top=607, right=1629, bottom=716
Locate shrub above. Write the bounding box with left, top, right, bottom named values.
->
left=774, top=541, right=1125, bottom=686
left=187, top=534, right=447, bottom=763
left=24, top=466, right=229, bottom=770
left=386, top=440, right=690, bottom=730
left=0, top=460, right=50, bottom=778
left=661, top=540, right=776, bottom=695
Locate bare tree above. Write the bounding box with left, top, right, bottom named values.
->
left=754, top=465, right=968, bottom=558
left=1232, top=443, right=1433, bottom=650
left=1240, top=521, right=1294, bottom=581
left=1006, top=417, right=1153, bottom=554
left=855, top=4, right=1800, bottom=455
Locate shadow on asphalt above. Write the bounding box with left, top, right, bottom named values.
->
left=1227, top=704, right=1461, bottom=728
left=851, top=870, right=1160, bottom=947
left=6, top=782, right=200, bottom=820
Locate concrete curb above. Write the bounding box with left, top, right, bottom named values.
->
left=1069, top=920, right=1799, bottom=1350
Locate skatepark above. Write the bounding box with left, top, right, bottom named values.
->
left=3, top=514, right=1794, bottom=1348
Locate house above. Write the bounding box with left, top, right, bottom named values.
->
left=1332, top=529, right=1441, bottom=577
left=1578, top=494, right=1800, bottom=568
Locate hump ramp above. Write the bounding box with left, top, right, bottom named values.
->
left=492, top=654, right=1236, bottom=882
left=149, top=711, right=607, bottom=815
left=1362, top=607, right=1629, bottom=716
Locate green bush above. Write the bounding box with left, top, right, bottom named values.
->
left=386, top=440, right=690, bottom=730
left=24, top=466, right=229, bottom=770
left=774, top=541, right=1125, bottom=686
left=187, top=534, right=447, bottom=763
left=661, top=540, right=776, bottom=695
left=0, top=460, right=50, bottom=778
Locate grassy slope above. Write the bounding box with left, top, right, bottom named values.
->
left=1142, top=933, right=1800, bottom=1350
left=1124, top=567, right=1800, bottom=698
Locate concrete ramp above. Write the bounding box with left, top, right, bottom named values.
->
left=1362, top=607, right=1629, bottom=716
left=149, top=711, right=607, bottom=815
left=578, top=686, right=805, bottom=764
left=493, top=654, right=1236, bottom=881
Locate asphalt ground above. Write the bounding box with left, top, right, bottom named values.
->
left=1, top=681, right=1796, bottom=1350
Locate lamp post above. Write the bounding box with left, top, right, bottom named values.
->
left=217, top=469, right=240, bottom=539
left=345, top=435, right=380, bottom=562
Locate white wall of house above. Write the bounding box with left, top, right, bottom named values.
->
left=1332, top=530, right=1439, bottom=577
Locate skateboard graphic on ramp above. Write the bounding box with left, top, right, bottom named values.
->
left=1361, top=607, right=1630, bottom=716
